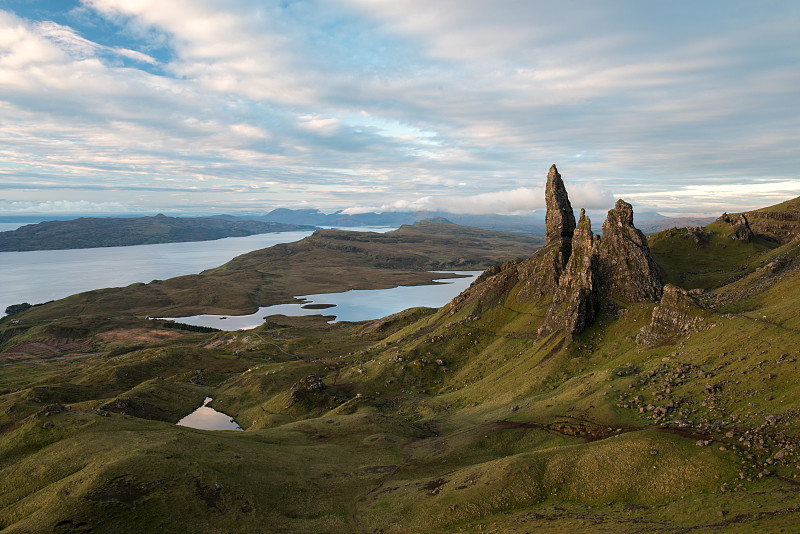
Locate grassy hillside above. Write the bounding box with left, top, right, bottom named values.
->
left=0, top=214, right=316, bottom=252
left=1, top=206, right=800, bottom=531
left=738, top=194, right=800, bottom=243
left=649, top=224, right=778, bottom=290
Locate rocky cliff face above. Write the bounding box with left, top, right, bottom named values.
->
left=597, top=199, right=664, bottom=303
left=726, top=196, right=800, bottom=244
left=539, top=209, right=599, bottom=337
left=636, top=284, right=707, bottom=346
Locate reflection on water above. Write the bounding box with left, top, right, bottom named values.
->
left=176, top=397, right=243, bottom=431
left=161, top=270, right=482, bottom=330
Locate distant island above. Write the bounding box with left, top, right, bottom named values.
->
left=0, top=214, right=317, bottom=252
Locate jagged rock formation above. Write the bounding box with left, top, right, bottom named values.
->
left=717, top=212, right=755, bottom=242
left=636, top=284, right=707, bottom=346
left=516, top=165, right=575, bottom=302
left=544, top=165, right=576, bottom=245
left=738, top=196, right=800, bottom=243
left=597, top=199, right=664, bottom=303
left=451, top=165, right=663, bottom=340
left=539, top=209, right=599, bottom=337
left=538, top=196, right=663, bottom=338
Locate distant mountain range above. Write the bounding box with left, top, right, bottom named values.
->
left=0, top=208, right=716, bottom=253
left=0, top=214, right=316, bottom=252
left=226, top=207, right=715, bottom=236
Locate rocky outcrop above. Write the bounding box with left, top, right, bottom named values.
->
left=516, top=165, right=575, bottom=302
left=717, top=212, right=755, bottom=242
left=539, top=210, right=599, bottom=337
left=687, top=226, right=712, bottom=246
left=636, top=284, right=707, bottom=346
left=285, top=374, right=330, bottom=409
left=4, top=302, right=32, bottom=315
left=100, top=397, right=169, bottom=421
left=544, top=164, right=576, bottom=245
left=450, top=165, right=664, bottom=340
left=597, top=200, right=663, bottom=303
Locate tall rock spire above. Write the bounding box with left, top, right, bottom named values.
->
left=515, top=165, right=576, bottom=302
left=544, top=164, right=576, bottom=245
left=456, top=165, right=664, bottom=342
left=597, top=199, right=663, bottom=302
left=539, top=209, right=599, bottom=339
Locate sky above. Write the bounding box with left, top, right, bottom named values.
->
left=0, top=1, right=798, bottom=218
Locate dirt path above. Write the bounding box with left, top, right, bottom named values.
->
left=249, top=332, right=299, bottom=360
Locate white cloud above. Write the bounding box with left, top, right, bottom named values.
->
left=0, top=199, right=144, bottom=214
left=340, top=206, right=381, bottom=215
left=0, top=2, right=798, bottom=217
left=362, top=180, right=613, bottom=215
left=113, top=47, right=159, bottom=65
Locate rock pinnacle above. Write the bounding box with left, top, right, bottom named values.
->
left=544, top=164, right=576, bottom=245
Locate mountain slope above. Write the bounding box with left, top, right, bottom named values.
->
left=736, top=194, right=800, bottom=243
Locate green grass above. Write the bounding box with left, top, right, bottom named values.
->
left=649, top=224, right=777, bottom=289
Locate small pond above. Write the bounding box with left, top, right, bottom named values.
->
left=160, top=270, right=482, bottom=331
left=176, top=397, right=243, bottom=431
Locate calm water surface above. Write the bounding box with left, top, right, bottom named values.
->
left=176, top=397, right=243, bottom=431
left=161, top=271, right=482, bottom=329
left=0, top=227, right=395, bottom=315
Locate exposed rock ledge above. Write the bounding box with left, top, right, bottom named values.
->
left=636, top=284, right=708, bottom=346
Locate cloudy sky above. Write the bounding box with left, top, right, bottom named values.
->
left=0, top=1, right=798, bottom=217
